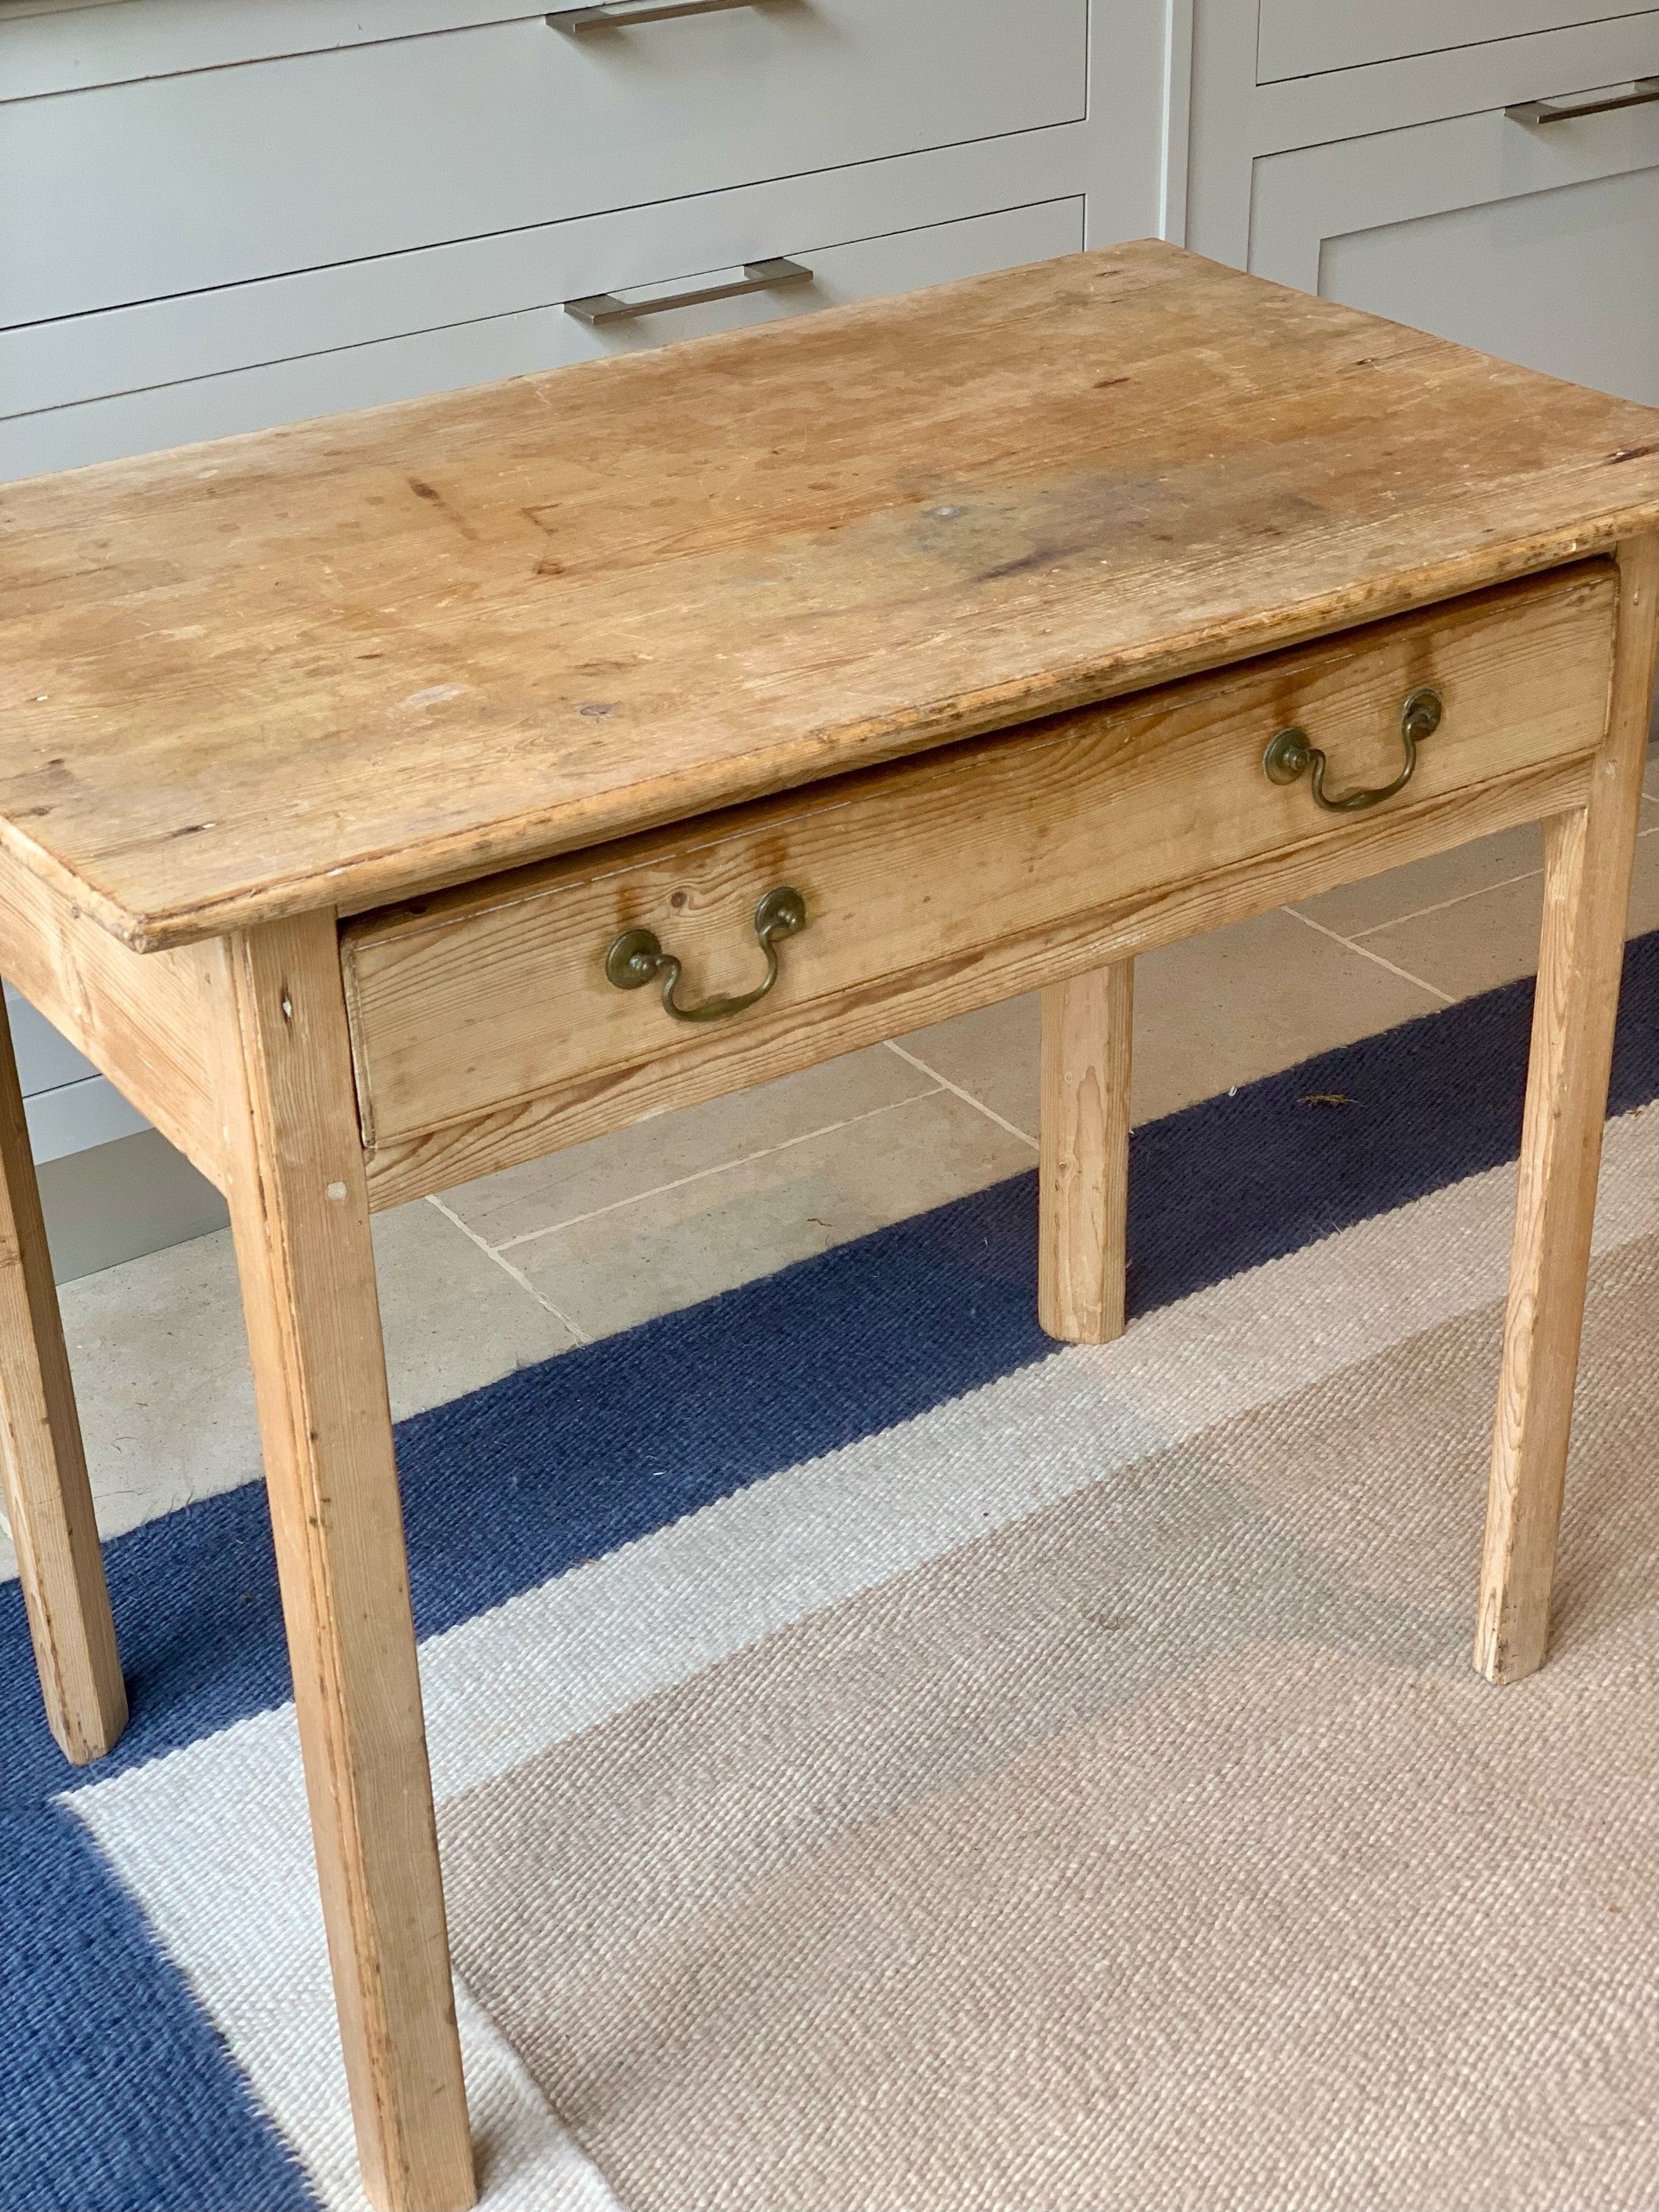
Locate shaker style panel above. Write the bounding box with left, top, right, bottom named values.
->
left=1250, top=94, right=1659, bottom=405
left=1256, top=1, right=1659, bottom=83
left=1, top=130, right=1086, bottom=418
left=0, top=0, right=1089, bottom=326
left=0, top=0, right=542, bottom=100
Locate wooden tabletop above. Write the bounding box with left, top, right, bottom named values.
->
left=3, top=240, right=1656, bottom=951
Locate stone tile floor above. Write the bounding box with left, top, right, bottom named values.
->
left=2, top=766, right=1656, bottom=1582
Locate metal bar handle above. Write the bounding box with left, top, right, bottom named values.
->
left=548, top=0, right=756, bottom=30
left=1507, top=76, right=1659, bottom=124
left=565, top=257, right=812, bottom=327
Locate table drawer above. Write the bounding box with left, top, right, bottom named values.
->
left=0, top=0, right=1087, bottom=326
left=342, top=563, right=1615, bottom=1186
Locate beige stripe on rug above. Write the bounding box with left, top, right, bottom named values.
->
left=441, top=1236, right=1657, bottom=2212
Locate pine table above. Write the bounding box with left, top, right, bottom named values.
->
left=1, top=243, right=1655, bottom=2210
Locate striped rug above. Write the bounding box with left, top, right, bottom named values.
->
left=3, top=937, right=1655, bottom=2212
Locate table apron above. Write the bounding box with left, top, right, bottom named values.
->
left=346, top=563, right=1616, bottom=1209
left=360, top=747, right=1598, bottom=1209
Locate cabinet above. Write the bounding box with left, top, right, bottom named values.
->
left=1252, top=100, right=1659, bottom=406
left=1255, top=1, right=1656, bottom=82
left=0, top=192, right=1086, bottom=478
left=1185, top=3, right=1659, bottom=404
left=0, top=1, right=1162, bottom=483
left=0, top=0, right=1087, bottom=323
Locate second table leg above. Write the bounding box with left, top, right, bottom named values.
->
left=1039, top=959, right=1134, bottom=1344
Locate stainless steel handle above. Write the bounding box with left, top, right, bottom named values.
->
left=1506, top=76, right=1659, bottom=124
left=565, top=257, right=812, bottom=327
left=548, top=0, right=755, bottom=29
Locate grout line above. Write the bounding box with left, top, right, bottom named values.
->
left=1346, top=817, right=1655, bottom=938
left=491, top=1087, right=948, bottom=1253
left=883, top=1039, right=1042, bottom=1152
left=1342, top=821, right=1657, bottom=941
left=1345, top=861, right=1546, bottom=938
left=1287, top=906, right=1456, bottom=1006
left=424, top=1192, right=592, bottom=1344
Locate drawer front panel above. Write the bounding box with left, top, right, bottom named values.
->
left=1256, top=1, right=1659, bottom=82
left=0, top=0, right=1087, bottom=327
left=343, top=565, right=1615, bottom=1166
left=2, top=186, right=1085, bottom=480
left=0, top=1, right=530, bottom=101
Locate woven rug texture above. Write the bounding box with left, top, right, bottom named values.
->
left=2, top=937, right=1656, bottom=2212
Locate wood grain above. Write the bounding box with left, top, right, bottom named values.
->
left=0, top=992, right=126, bottom=1764
left=362, top=748, right=1595, bottom=1208
left=1039, top=961, right=1133, bottom=1344
left=0, top=242, right=1653, bottom=952
left=345, top=563, right=1613, bottom=1162
left=0, top=855, right=226, bottom=1185
left=1474, top=531, right=1659, bottom=1685
left=214, top=913, right=474, bottom=2211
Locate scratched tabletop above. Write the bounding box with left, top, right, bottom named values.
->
left=2, top=240, right=1654, bottom=950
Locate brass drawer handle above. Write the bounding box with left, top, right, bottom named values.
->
left=605, top=885, right=807, bottom=1022
left=1262, top=686, right=1442, bottom=814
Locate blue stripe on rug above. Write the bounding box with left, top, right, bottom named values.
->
left=0, top=1810, right=320, bottom=2212
left=0, top=933, right=1654, bottom=2212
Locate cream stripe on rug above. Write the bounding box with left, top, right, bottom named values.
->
left=436, top=1235, right=1655, bottom=2211
left=423, top=1100, right=1657, bottom=1799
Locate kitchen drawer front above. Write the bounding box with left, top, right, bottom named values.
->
left=1249, top=95, right=1659, bottom=406
left=0, top=0, right=1087, bottom=327
left=343, top=564, right=1616, bottom=1176
left=1188, top=4, right=1659, bottom=270
left=1256, top=0, right=1659, bottom=83
left=0, top=191, right=1085, bottom=480
left=0, top=0, right=533, bottom=100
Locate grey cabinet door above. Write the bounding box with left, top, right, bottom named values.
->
left=1250, top=93, right=1659, bottom=403
left=0, top=0, right=1088, bottom=324
left=1255, top=0, right=1659, bottom=83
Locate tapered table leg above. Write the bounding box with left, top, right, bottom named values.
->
left=0, top=993, right=126, bottom=1764
left=1476, top=533, right=1659, bottom=1683
left=217, top=912, right=474, bottom=2212
left=1039, top=958, right=1135, bottom=1344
